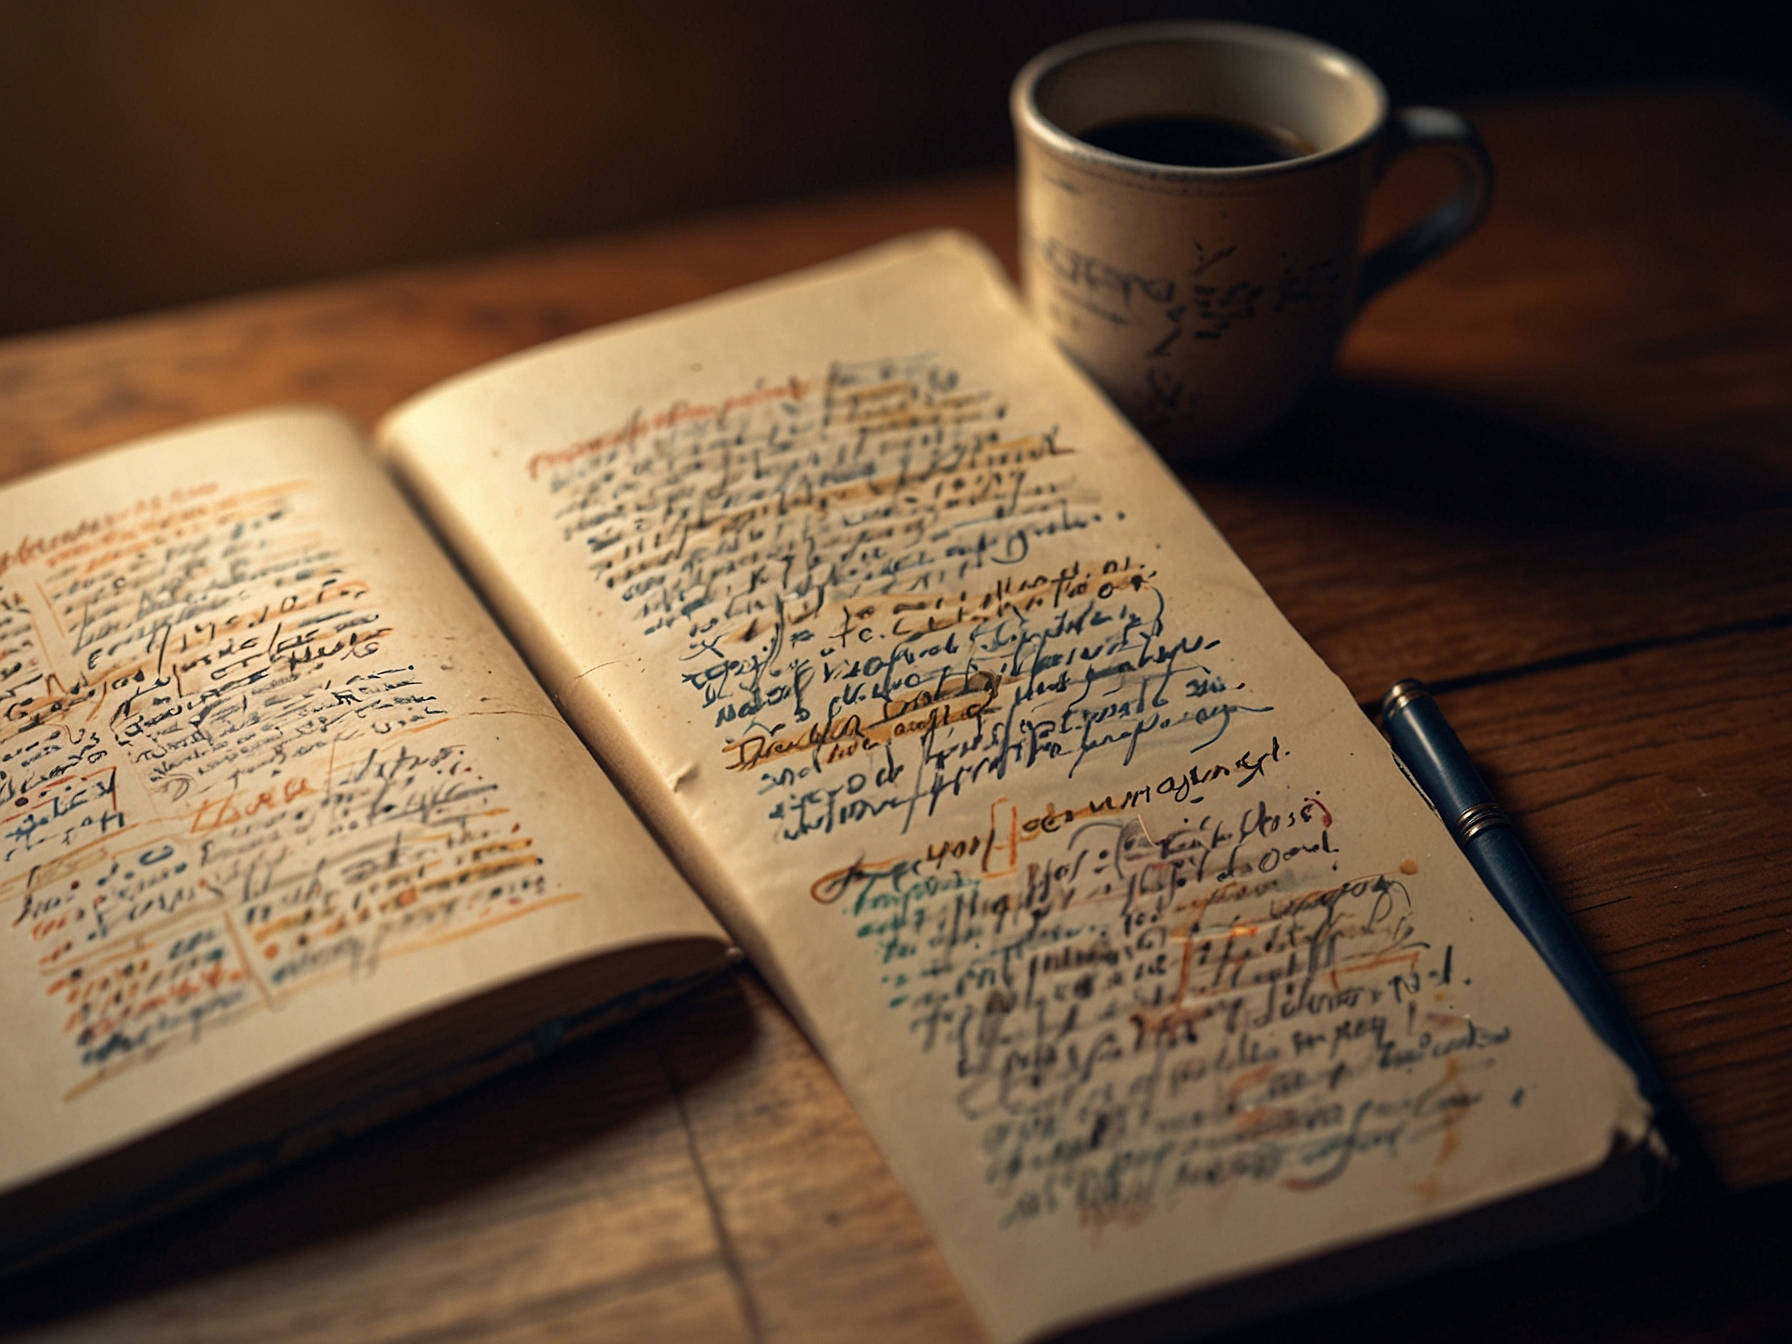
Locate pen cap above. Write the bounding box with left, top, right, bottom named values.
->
left=1379, top=679, right=1496, bottom=824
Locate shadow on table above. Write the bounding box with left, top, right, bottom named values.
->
left=1182, top=376, right=1792, bottom=694
left=0, top=971, right=757, bottom=1335
left=1219, top=375, right=1792, bottom=523
left=1207, top=1172, right=1792, bottom=1344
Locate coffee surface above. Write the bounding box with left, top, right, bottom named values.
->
left=1080, top=114, right=1315, bottom=168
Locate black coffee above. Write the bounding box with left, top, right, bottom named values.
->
left=1080, top=114, right=1315, bottom=168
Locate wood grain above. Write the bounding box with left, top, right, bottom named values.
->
left=0, top=172, right=1018, bottom=472
left=1437, top=628, right=1792, bottom=1186
left=662, top=976, right=984, bottom=1344
left=3, top=980, right=759, bottom=1341
left=1, top=83, right=1789, bottom=1344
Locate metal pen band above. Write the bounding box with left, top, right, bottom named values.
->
left=1454, top=801, right=1510, bottom=844
left=1380, top=678, right=1428, bottom=720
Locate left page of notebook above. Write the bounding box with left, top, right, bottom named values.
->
left=0, top=407, right=726, bottom=1197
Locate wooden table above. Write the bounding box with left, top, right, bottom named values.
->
left=3, top=86, right=1789, bottom=1343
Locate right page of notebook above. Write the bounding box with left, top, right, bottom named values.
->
left=379, top=232, right=1651, bottom=1344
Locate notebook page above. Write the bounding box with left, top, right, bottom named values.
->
left=381, top=233, right=1650, bottom=1343
left=0, top=409, right=723, bottom=1202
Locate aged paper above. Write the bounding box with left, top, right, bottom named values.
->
left=382, top=234, right=1651, bottom=1342
left=0, top=409, right=724, bottom=1201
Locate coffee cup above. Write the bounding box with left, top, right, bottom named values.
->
left=1012, top=21, right=1491, bottom=459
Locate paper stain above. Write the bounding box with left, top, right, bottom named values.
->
left=1411, top=1055, right=1468, bottom=1209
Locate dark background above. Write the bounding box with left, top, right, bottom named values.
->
left=2, top=0, right=1788, bottom=338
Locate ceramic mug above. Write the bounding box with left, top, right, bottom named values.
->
left=1012, top=21, right=1492, bottom=459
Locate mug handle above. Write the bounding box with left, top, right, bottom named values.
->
left=1357, top=106, right=1494, bottom=307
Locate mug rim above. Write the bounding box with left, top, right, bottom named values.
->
left=1012, top=19, right=1391, bottom=181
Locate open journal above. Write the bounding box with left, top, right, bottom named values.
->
left=1, top=232, right=1657, bottom=1341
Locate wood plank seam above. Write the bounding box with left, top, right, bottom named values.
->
left=659, top=1030, right=766, bottom=1344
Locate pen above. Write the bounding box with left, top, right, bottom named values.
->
left=1379, top=678, right=1669, bottom=1109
